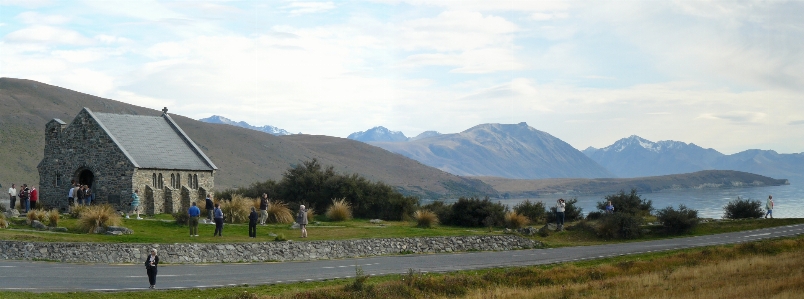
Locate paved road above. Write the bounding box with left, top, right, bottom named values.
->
left=2, top=224, right=803, bottom=292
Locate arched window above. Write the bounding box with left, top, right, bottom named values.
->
left=176, top=173, right=181, bottom=188
left=56, top=173, right=62, bottom=187
left=187, top=174, right=192, bottom=187
left=194, top=174, right=198, bottom=189
left=152, top=173, right=157, bottom=187
left=170, top=174, right=175, bottom=189
left=158, top=173, right=163, bottom=189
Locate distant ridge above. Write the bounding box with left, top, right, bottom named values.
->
left=585, top=135, right=804, bottom=181
left=370, top=122, right=614, bottom=179
left=347, top=126, right=408, bottom=142
left=200, top=115, right=291, bottom=136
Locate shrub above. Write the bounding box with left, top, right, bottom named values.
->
left=596, top=213, right=644, bottom=239
left=326, top=198, right=353, bottom=221
left=504, top=211, right=529, bottom=229
left=724, top=197, right=764, bottom=219
left=267, top=201, right=294, bottom=224
left=27, top=209, right=48, bottom=224
left=421, top=201, right=453, bottom=225
left=513, top=200, right=546, bottom=223
left=656, top=205, right=699, bottom=234
left=0, top=213, right=7, bottom=229
left=172, top=211, right=189, bottom=225
left=597, top=189, right=653, bottom=217
left=586, top=211, right=603, bottom=220
left=77, top=204, right=122, bottom=233
left=220, top=194, right=253, bottom=224
left=47, top=209, right=60, bottom=227
left=445, top=197, right=506, bottom=227
left=413, top=209, right=438, bottom=228
left=546, top=198, right=584, bottom=223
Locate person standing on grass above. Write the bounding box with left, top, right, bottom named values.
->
left=188, top=202, right=200, bottom=237
left=83, top=185, right=92, bottom=206
left=20, top=184, right=30, bottom=213
left=30, top=186, right=38, bottom=210
left=765, top=195, right=774, bottom=219
left=145, top=248, right=159, bottom=289
left=259, top=193, right=269, bottom=225
left=248, top=207, right=259, bottom=238
left=605, top=201, right=614, bottom=214
left=67, top=181, right=75, bottom=208
left=556, top=198, right=566, bottom=231
left=8, top=184, right=17, bottom=212
left=213, top=203, right=224, bottom=237
left=297, top=205, right=308, bottom=238
left=75, top=185, right=85, bottom=206
left=128, top=189, right=142, bottom=219
left=205, top=194, right=214, bottom=224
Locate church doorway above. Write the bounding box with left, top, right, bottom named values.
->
left=78, top=169, right=95, bottom=188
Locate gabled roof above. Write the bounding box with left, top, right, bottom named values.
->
left=83, top=108, right=217, bottom=171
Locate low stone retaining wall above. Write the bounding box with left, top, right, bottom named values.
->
left=0, top=235, right=540, bottom=264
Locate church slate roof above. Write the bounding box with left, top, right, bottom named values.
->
left=88, top=108, right=217, bottom=171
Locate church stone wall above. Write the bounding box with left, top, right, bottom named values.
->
left=132, top=169, right=214, bottom=215
left=37, top=111, right=137, bottom=212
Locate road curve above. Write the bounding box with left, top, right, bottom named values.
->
left=1, top=224, right=803, bottom=292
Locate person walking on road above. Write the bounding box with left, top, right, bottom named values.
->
left=213, top=203, right=224, bottom=237
left=248, top=207, right=258, bottom=238
left=259, top=193, right=269, bottom=225
left=297, top=204, right=308, bottom=238
left=765, top=195, right=774, bottom=219
left=556, top=198, right=566, bottom=231
left=205, top=195, right=214, bottom=224
left=128, top=189, right=142, bottom=219
left=8, top=184, right=17, bottom=211
left=145, top=248, right=159, bottom=289
left=188, top=202, right=200, bottom=237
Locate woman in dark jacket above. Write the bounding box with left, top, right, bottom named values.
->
left=248, top=207, right=259, bottom=238
left=213, top=203, right=224, bottom=236
left=145, top=248, right=159, bottom=289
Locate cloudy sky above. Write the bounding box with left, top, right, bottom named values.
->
left=2, top=0, right=803, bottom=154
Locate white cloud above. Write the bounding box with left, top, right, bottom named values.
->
left=4, top=25, right=94, bottom=45
left=698, top=111, right=767, bottom=124
left=16, top=11, right=71, bottom=24
left=398, top=11, right=518, bottom=52
left=401, top=48, right=523, bottom=73
left=283, top=1, right=336, bottom=15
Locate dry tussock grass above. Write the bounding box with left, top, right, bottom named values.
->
left=504, top=211, right=529, bottom=229
left=26, top=209, right=48, bottom=224
left=47, top=209, right=60, bottom=227
left=413, top=209, right=438, bottom=228
left=326, top=198, right=352, bottom=221
left=77, top=204, right=121, bottom=233
left=0, top=213, right=7, bottom=229
left=69, top=203, right=88, bottom=218
left=266, top=201, right=294, bottom=224
left=221, top=194, right=253, bottom=224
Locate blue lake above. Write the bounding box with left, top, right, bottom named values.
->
left=431, top=181, right=804, bottom=219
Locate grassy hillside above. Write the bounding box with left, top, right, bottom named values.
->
left=0, top=78, right=493, bottom=198
left=480, top=170, right=790, bottom=197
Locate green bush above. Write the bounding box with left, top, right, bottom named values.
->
left=596, top=213, right=644, bottom=239
left=597, top=189, right=653, bottom=216
left=585, top=211, right=603, bottom=220
left=445, top=197, right=506, bottom=227
left=513, top=200, right=546, bottom=223
left=723, top=197, right=764, bottom=219
left=656, top=205, right=699, bottom=234
left=217, top=159, right=418, bottom=220
left=421, top=201, right=453, bottom=225
left=546, top=198, right=584, bottom=223
left=172, top=211, right=189, bottom=225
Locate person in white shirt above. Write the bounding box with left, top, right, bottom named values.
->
left=8, top=184, right=17, bottom=211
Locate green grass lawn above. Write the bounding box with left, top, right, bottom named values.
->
left=0, top=214, right=490, bottom=243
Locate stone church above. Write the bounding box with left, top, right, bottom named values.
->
left=38, top=107, right=217, bottom=214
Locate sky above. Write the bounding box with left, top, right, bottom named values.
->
left=1, top=0, right=803, bottom=154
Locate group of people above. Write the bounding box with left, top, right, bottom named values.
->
left=7, top=183, right=38, bottom=213
left=67, top=181, right=93, bottom=207
left=185, top=193, right=309, bottom=239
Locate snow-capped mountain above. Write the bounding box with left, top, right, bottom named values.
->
left=347, top=126, right=409, bottom=142
left=199, top=115, right=291, bottom=136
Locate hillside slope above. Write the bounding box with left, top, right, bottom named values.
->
left=0, top=78, right=493, bottom=198
left=370, top=122, right=613, bottom=179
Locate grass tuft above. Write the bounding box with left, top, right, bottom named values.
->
left=47, top=209, right=60, bottom=227
left=221, top=194, right=253, bottom=224
left=504, top=211, right=529, bottom=229
left=77, top=204, right=122, bottom=233
left=27, top=209, right=48, bottom=224
left=266, top=201, right=294, bottom=224
left=413, top=209, right=438, bottom=228
left=69, top=204, right=88, bottom=218
left=326, top=198, right=352, bottom=222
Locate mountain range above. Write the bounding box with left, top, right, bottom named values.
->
left=199, top=115, right=292, bottom=136
left=584, top=135, right=804, bottom=181
left=347, top=126, right=442, bottom=142
left=368, top=122, right=614, bottom=179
